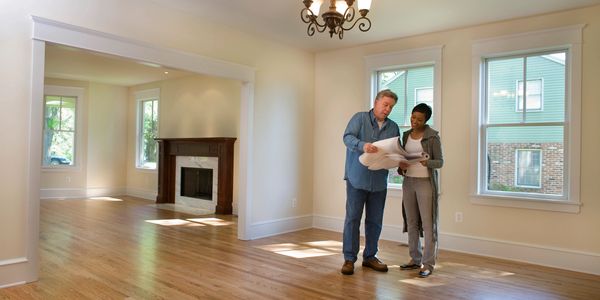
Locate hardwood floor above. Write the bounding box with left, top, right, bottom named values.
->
left=1, top=196, right=599, bottom=299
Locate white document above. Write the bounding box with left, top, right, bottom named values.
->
left=358, top=136, right=430, bottom=170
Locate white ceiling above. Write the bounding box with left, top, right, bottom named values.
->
left=148, top=0, right=600, bottom=52
left=45, top=0, right=600, bottom=86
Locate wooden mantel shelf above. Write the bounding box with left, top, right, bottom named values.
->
left=155, top=137, right=236, bottom=214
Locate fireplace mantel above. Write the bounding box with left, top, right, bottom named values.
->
left=155, top=137, right=236, bottom=214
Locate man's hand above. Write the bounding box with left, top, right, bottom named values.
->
left=363, top=143, right=378, bottom=153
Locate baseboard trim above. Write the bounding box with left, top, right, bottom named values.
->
left=312, top=215, right=600, bottom=275
left=0, top=257, right=29, bottom=289
left=125, top=187, right=157, bottom=201
left=40, top=187, right=126, bottom=199
left=0, top=257, right=28, bottom=267
left=248, top=214, right=313, bottom=240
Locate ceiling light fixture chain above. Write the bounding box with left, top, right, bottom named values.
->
left=301, top=0, right=372, bottom=39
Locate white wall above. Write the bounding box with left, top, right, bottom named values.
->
left=0, top=0, right=314, bottom=286
left=312, top=6, right=600, bottom=274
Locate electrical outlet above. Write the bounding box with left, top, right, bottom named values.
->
left=66, top=176, right=71, bottom=183
left=292, top=198, right=297, bottom=208
left=455, top=212, right=463, bottom=223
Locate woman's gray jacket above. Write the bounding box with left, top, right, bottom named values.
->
left=399, top=125, right=443, bottom=243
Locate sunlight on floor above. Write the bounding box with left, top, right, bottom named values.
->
left=255, top=240, right=344, bottom=258
left=443, top=262, right=515, bottom=279
left=88, top=196, right=124, bottom=201
left=400, top=261, right=516, bottom=287
left=145, top=219, right=206, bottom=227
left=187, top=217, right=235, bottom=226
left=400, top=277, right=448, bottom=287
left=145, top=217, right=234, bottom=227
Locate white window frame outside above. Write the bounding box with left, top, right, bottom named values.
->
left=514, top=149, right=542, bottom=188
left=365, top=46, right=443, bottom=195
left=470, top=25, right=583, bottom=213
left=516, top=78, right=543, bottom=112
left=415, top=87, right=434, bottom=108
left=135, top=88, right=160, bottom=170
left=42, top=85, right=84, bottom=171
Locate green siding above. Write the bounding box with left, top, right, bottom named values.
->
left=381, top=66, right=434, bottom=129
left=487, top=55, right=565, bottom=143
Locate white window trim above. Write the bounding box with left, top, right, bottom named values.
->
left=415, top=87, right=434, bottom=105
left=365, top=45, right=443, bottom=195
left=514, top=149, right=542, bottom=188
left=135, top=88, right=160, bottom=170
left=470, top=25, right=583, bottom=213
left=516, top=78, right=544, bottom=112
left=41, top=85, right=85, bottom=172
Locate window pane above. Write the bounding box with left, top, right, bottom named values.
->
left=43, top=95, right=76, bottom=167
left=45, top=96, right=61, bottom=131
left=60, top=97, right=77, bottom=131
left=43, top=131, right=75, bottom=166
left=140, top=99, right=158, bottom=168
left=486, top=126, right=563, bottom=196
left=524, top=52, right=565, bottom=122
left=487, top=57, right=524, bottom=124
left=407, top=66, right=434, bottom=127
left=380, top=70, right=407, bottom=126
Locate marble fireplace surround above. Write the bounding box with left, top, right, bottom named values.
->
left=155, top=137, right=236, bottom=214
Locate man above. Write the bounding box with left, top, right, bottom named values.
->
left=341, top=89, right=400, bottom=275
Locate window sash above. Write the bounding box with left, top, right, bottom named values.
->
left=480, top=50, right=568, bottom=200
left=42, top=95, right=77, bottom=167
left=138, top=99, right=158, bottom=169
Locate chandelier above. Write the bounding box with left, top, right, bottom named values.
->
left=300, top=0, right=372, bottom=39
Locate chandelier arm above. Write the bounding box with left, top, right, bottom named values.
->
left=343, top=7, right=356, bottom=23
left=340, top=16, right=371, bottom=32
left=301, top=8, right=328, bottom=27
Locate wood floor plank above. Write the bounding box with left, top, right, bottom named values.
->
left=1, top=196, right=598, bottom=299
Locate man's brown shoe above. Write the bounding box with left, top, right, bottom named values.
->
left=362, top=257, right=388, bottom=272
left=341, top=260, right=354, bottom=275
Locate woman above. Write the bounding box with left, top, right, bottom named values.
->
left=398, top=103, right=443, bottom=278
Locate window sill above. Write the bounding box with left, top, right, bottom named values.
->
left=470, top=194, right=581, bottom=213
left=135, top=167, right=157, bottom=173
left=41, top=166, right=81, bottom=172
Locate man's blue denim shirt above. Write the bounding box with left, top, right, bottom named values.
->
left=343, top=110, right=400, bottom=192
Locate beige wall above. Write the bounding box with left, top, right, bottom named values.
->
left=126, top=74, right=243, bottom=210
left=87, top=82, right=128, bottom=190
left=40, top=78, right=128, bottom=192
left=313, top=6, right=600, bottom=254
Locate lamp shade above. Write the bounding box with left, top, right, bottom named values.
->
left=335, top=1, right=348, bottom=14
left=357, top=0, right=372, bottom=10
left=310, top=0, right=322, bottom=15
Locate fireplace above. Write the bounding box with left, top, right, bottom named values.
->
left=181, top=167, right=213, bottom=200
left=155, top=137, right=236, bottom=214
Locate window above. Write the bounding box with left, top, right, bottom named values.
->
left=365, top=46, right=442, bottom=189
left=515, top=149, right=542, bottom=188
left=516, top=79, right=543, bottom=111
left=471, top=26, right=582, bottom=212
left=136, top=89, right=160, bottom=169
left=42, top=86, right=83, bottom=168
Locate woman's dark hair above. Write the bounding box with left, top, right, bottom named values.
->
left=412, top=103, right=432, bottom=122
